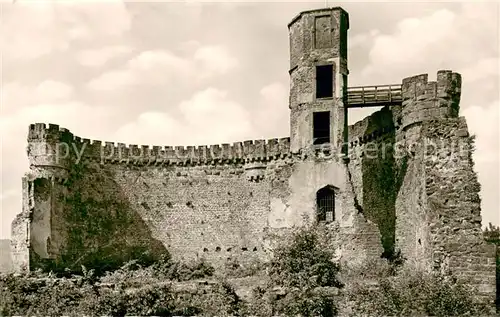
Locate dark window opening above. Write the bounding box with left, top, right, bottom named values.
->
left=316, top=65, right=333, bottom=98
left=313, top=111, right=330, bottom=145
left=316, top=186, right=335, bottom=223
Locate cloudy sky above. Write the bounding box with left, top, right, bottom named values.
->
left=0, top=1, right=498, bottom=238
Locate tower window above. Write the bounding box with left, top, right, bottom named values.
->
left=317, top=186, right=335, bottom=223
left=316, top=65, right=333, bottom=98
left=313, top=111, right=330, bottom=145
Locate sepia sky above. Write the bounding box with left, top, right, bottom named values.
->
left=0, top=1, right=499, bottom=238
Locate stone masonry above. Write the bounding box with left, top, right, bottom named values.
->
left=10, top=6, right=497, bottom=306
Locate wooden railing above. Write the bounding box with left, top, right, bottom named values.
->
left=347, top=84, right=402, bottom=108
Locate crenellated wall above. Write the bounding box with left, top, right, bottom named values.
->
left=11, top=62, right=496, bottom=306
left=8, top=3, right=496, bottom=306
left=27, top=123, right=292, bottom=167
left=401, top=70, right=461, bottom=130
left=18, top=119, right=388, bottom=272
left=18, top=123, right=302, bottom=271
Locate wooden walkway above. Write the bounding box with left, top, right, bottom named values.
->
left=347, top=84, right=402, bottom=108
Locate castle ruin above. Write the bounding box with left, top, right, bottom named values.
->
left=10, top=7, right=497, bottom=304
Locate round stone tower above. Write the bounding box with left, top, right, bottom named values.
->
left=288, top=7, right=349, bottom=156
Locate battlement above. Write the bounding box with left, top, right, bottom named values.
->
left=401, top=70, right=461, bottom=129
left=28, top=123, right=75, bottom=143
left=26, top=124, right=291, bottom=167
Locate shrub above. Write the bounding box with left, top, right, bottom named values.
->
left=268, top=225, right=342, bottom=290
left=223, top=256, right=265, bottom=278
left=100, top=256, right=215, bottom=287
left=0, top=256, right=231, bottom=316
left=348, top=268, right=492, bottom=316
left=0, top=273, right=93, bottom=316
left=244, top=225, right=342, bottom=316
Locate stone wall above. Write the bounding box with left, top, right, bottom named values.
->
left=483, top=227, right=500, bottom=309
left=288, top=7, right=348, bottom=154
left=346, top=106, right=405, bottom=259
left=112, top=162, right=271, bottom=267
left=10, top=70, right=496, bottom=306
left=18, top=124, right=300, bottom=270
left=17, top=121, right=386, bottom=272
left=422, top=118, right=496, bottom=300
left=342, top=71, right=496, bottom=304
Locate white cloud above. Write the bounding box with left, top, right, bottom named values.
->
left=2, top=80, right=74, bottom=115
left=1, top=1, right=131, bottom=61
left=359, top=3, right=498, bottom=83
left=59, top=2, right=131, bottom=40
left=193, top=45, right=240, bottom=78
left=462, top=101, right=500, bottom=164
left=87, top=50, right=190, bottom=90
left=348, top=29, right=380, bottom=50
left=361, top=9, right=457, bottom=81
left=1, top=3, right=68, bottom=60
left=254, top=82, right=289, bottom=138
left=114, top=88, right=253, bottom=146
left=76, top=46, right=132, bottom=67
left=462, top=101, right=500, bottom=227
left=178, top=40, right=202, bottom=53
left=87, top=45, right=240, bottom=90
left=34, top=80, right=74, bottom=102
left=128, top=50, right=190, bottom=71
left=0, top=190, right=17, bottom=202
left=87, top=70, right=137, bottom=91
left=459, top=57, right=500, bottom=84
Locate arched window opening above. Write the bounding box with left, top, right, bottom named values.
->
left=316, top=186, right=335, bottom=223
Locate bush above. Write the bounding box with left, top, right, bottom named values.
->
left=100, top=256, right=215, bottom=287
left=244, top=225, right=342, bottom=316
left=348, top=268, right=492, bottom=316
left=0, top=256, right=236, bottom=316
left=223, top=256, right=265, bottom=278
left=268, top=225, right=342, bottom=290
left=0, top=273, right=93, bottom=316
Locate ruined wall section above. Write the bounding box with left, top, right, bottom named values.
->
left=483, top=228, right=500, bottom=308
left=112, top=163, right=268, bottom=267
left=11, top=124, right=73, bottom=272
left=11, top=177, right=32, bottom=272
left=346, top=105, right=404, bottom=260
left=423, top=118, right=496, bottom=300
left=395, top=71, right=464, bottom=267
left=16, top=123, right=294, bottom=271
left=394, top=71, right=496, bottom=303
left=95, top=137, right=291, bottom=268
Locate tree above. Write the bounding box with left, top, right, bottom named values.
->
left=248, top=225, right=342, bottom=317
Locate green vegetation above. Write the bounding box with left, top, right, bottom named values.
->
left=2, top=225, right=493, bottom=316
left=347, top=267, right=492, bottom=316
left=242, top=226, right=343, bottom=317
left=0, top=256, right=234, bottom=316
